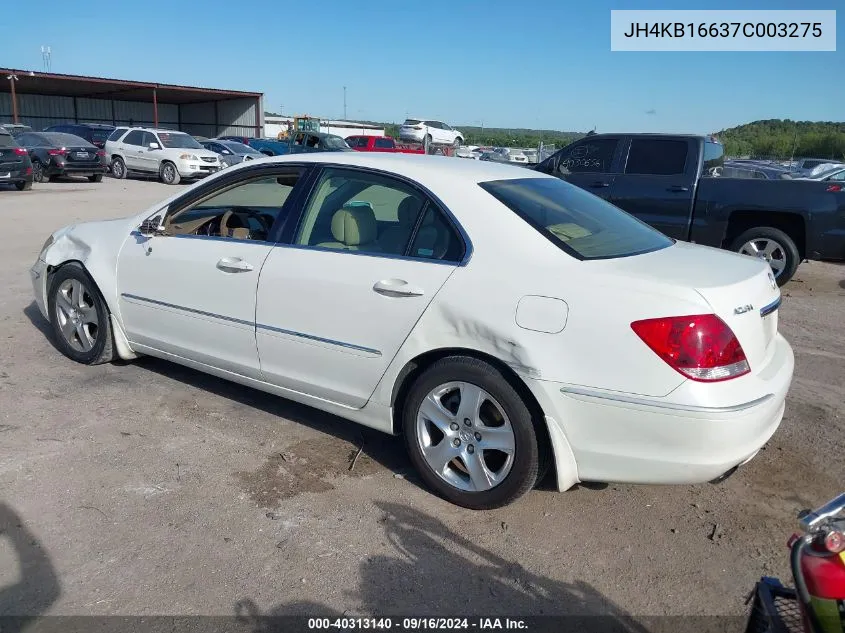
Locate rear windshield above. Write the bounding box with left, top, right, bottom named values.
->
left=43, top=132, right=93, bottom=147
left=222, top=141, right=260, bottom=155
left=403, top=119, right=421, bottom=125
left=479, top=177, right=674, bottom=260
left=0, top=132, right=15, bottom=147
left=322, top=135, right=350, bottom=149
left=91, top=130, right=111, bottom=143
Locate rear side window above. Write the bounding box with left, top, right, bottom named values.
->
left=624, top=139, right=688, bottom=176
left=108, top=128, right=128, bottom=142
left=555, top=138, right=618, bottom=174
left=123, top=131, right=144, bottom=146
left=346, top=137, right=367, bottom=148
left=480, top=177, right=673, bottom=260
left=374, top=138, right=394, bottom=149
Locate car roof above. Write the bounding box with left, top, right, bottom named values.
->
left=254, top=152, right=550, bottom=185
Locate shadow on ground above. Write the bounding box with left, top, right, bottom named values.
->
left=233, top=502, right=650, bottom=632
left=0, top=502, right=61, bottom=631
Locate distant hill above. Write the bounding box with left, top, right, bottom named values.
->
left=715, top=119, right=845, bottom=159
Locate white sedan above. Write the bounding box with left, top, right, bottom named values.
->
left=30, top=153, right=794, bottom=509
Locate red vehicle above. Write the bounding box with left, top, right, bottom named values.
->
left=345, top=135, right=426, bottom=154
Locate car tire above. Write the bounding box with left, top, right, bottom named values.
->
left=88, top=174, right=103, bottom=183
left=160, top=161, right=181, bottom=185
left=402, top=356, right=540, bottom=510
left=453, top=137, right=463, bottom=148
left=32, top=160, right=45, bottom=183
left=729, top=226, right=800, bottom=286
left=47, top=262, right=117, bottom=366
left=111, top=157, right=127, bottom=179
left=15, top=180, right=32, bottom=191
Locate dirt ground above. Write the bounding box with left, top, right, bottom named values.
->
left=0, top=178, right=843, bottom=624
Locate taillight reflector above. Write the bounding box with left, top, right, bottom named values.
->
left=631, top=314, right=750, bottom=382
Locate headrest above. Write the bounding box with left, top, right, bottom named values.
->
left=397, top=196, right=423, bottom=227
left=331, top=206, right=377, bottom=246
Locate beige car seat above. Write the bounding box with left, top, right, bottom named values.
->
left=379, top=196, right=423, bottom=254
left=316, top=206, right=382, bottom=252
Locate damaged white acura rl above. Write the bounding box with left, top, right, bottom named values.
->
left=30, top=152, right=794, bottom=509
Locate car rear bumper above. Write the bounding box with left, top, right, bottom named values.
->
left=0, top=164, right=32, bottom=183
left=528, top=332, right=794, bottom=488
left=49, top=163, right=106, bottom=176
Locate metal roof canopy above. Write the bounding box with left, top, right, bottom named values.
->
left=0, top=68, right=262, bottom=104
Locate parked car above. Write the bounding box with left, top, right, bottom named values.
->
left=799, top=165, right=845, bottom=183
left=43, top=123, right=115, bottom=149
left=289, top=131, right=353, bottom=153
left=248, top=138, right=290, bottom=157
left=105, top=127, right=221, bottom=185
left=0, top=123, right=33, bottom=137
left=345, top=135, right=426, bottom=154
left=15, top=131, right=105, bottom=183
left=398, top=118, right=464, bottom=148
left=201, top=139, right=265, bottom=168
left=30, top=152, right=794, bottom=509
left=0, top=126, right=33, bottom=191
left=217, top=135, right=255, bottom=145
left=533, top=133, right=845, bottom=285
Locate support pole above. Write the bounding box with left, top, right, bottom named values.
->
left=153, top=87, right=158, bottom=128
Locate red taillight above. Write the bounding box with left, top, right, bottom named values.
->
left=630, top=314, right=750, bottom=382
left=826, top=184, right=842, bottom=192
left=48, top=148, right=66, bottom=156
left=824, top=530, right=845, bottom=553
left=13, top=147, right=27, bottom=156
left=96, top=150, right=105, bottom=156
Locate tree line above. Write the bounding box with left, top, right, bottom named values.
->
left=715, top=119, right=845, bottom=160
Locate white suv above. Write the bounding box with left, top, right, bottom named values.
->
left=105, top=127, right=221, bottom=185
left=398, top=118, right=464, bottom=148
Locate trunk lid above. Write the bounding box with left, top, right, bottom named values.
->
left=592, top=240, right=781, bottom=372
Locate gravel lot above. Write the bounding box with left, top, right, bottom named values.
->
left=1, top=177, right=843, bottom=623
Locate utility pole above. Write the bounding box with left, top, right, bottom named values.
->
left=343, top=86, right=347, bottom=120
left=7, top=74, right=19, bottom=123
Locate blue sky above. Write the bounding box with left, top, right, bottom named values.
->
left=2, top=0, right=841, bottom=133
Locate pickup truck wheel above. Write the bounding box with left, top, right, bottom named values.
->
left=730, top=227, right=799, bottom=286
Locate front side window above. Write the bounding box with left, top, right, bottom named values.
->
left=625, top=139, right=688, bottom=176
left=164, top=171, right=302, bottom=241
left=123, top=130, right=144, bottom=146
left=479, top=176, right=673, bottom=260
left=294, top=168, right=464, bottom=261
left=374, top=138, right=393, bottom=149
left=555, top=138, right=618, bottom=175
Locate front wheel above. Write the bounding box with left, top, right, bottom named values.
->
left=402, top=356, right=540, bottom=510
left=729, top=226, right=800, bottom=286
left=159, top=161, right=181, bottom=185
left=47, top=263, right=116, bottom=365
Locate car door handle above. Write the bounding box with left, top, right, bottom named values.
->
left=373, top=279, right=425, bottom=297
left=589, top=181, right=611, bottom=188
left=667, top=185, right=690, bottom=192
left=216, top=257, right=254, bottom=273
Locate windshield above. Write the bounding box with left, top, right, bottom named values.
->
left=222, top=141, right=261, bottom=155
left=322, top=135, right=351, bottom=149
left=479, top=177, right=674, bottom=260
left=157, top=132, right=203, bottom=149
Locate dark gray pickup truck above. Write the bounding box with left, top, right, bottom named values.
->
left=533, top=133, right=845, bottom=285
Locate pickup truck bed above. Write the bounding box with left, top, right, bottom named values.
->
left=534, top=133, right=845, bottom=285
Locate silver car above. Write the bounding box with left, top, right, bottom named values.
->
left=202, top=139, right=265, bottom=168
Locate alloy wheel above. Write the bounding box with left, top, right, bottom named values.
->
left=415, top=381, right=515, bottom=492
left=739, top=238, right=787, bottom=278
left=54, top=278, right=99, bottom=353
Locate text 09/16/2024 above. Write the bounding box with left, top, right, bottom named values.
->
left=610, top=9, right=836, bottom=51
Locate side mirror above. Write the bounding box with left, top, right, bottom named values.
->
left=149, top=142, right=160, bottom=150
left=138, top=215, right=165, bottom=236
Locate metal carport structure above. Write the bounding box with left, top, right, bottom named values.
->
left=1, top=69, right=264, bottom=138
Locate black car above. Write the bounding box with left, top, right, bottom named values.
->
left=0, top=127, right=33, bottom=191
left=15, top=131, right=106, bottom=183
left=43, top=123, right=115, bottom=149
